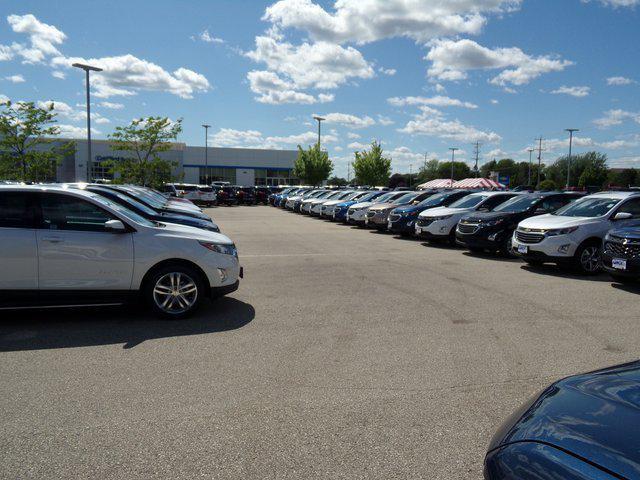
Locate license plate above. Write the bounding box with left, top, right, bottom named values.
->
left=612, top=258, right=627, bottom=270
left=517, top=245, right=528, bottom=254
left=388, top=221, right=392, bottom=229
left=416, top=227, right=422, bottom=234
left=365, top=218, right=369, bottom=225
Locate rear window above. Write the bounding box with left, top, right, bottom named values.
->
left=198, top=187, right=213, bottom=192
left=0, top=192, right=34, bottom=228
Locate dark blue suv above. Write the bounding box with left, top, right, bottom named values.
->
left=602, top=225, right=640, bottom=282
left=387, top=189, right=465, bottom=235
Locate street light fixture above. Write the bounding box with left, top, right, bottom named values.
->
left=527, top=148, right=535, bottom=186
left=313, top=116, right=325, bottom=148
left=565, top=128, right=579, bottom=189
left=72, top=63, right=103, bottom=182
left=202, top=124, right=211, bottom=185
left=449, top=147, right=459, bottom=187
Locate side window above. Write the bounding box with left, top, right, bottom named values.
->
left=481, top=195, right=513, bottom=210
left=540, top=197, right=567, bottom=212
left=40, top=194, right=116, bottom=232
left=0, top=192, right=35, bottom=228
left=616, top=198, right=640, bottom=218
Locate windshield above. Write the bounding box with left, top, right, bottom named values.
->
left=418, top=192, right=451, bottom=207
left=92, top=189, right=157, bottom=217
left=335, top=191, right=355, bottom=200
left=449, top=194, right=488, bottom=209
left=493, top=195, right=542, bottom=213
left=553, top=197, right=620, bottom=217
left=392, top=192, right=418, bottom=204
left=357, top=191, right=382, bottom=202
left=110, top=187, right=166, bottom=209
left=89, top=194, right=155, bottom=227
left=370, top=192, right=394, bottom=203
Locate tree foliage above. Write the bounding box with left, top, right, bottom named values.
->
left=544, top=152, right=608, bottom=189
left=293, top=144, right=333, bottom=186
left=415, top=158, right=440, bottom=184
left=107, top=116, right=182, bottom=187
left=0, top=100, right=74, bottom=182
left=436, top=161, right=471, bottom=181
left=351, top=141, right=391, bottom=186
left=326, top=175, right=348, bottom=186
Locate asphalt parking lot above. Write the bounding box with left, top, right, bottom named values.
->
left=1, top=205, right=639, bottom=479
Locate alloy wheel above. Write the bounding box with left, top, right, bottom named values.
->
left=152, top=272, right=199, bottom=314
left=579, top=246, right=601, bottom=273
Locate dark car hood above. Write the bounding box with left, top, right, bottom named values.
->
left=609, top=226, right=640, bottom=242
left=489, top=361, right=640, bottom=479
left=463, top=211, right=516, bottom=223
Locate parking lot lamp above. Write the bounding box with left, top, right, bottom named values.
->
left=313, top=116, right=325, bottom=148
left=202, top=124, right=211, bottom=184
left=72, top=63, right=103, bottom=182
left=565, top=129, right=579, bottom=189
left=528, top=148, right=534, bottom=186
left=449, top=147, right=459, bottom=187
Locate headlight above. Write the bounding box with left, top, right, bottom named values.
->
left=199, top=241, right=238, bottom=257
left=402, top=211, right=418, bottom=217
left=546, top=226, right=578, bottom=237
left=483, top=218, right=504, bottom=227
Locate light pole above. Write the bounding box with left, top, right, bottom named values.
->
left=72, top=63, right=102, bottom=182
left=527, top=148, right=534, bottom=186
left=449, top=147, right=459, bottom=187
left=409, top=163, right=412, bottom=188
left=565, top=128, right=579, bottom=189
left=202, top=124, right=211, bottom=184
left=313, top=116, right=325, bottom=148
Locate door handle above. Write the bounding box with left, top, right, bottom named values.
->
left=42, top=236, right=63, bottom=243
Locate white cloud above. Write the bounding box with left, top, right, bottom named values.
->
left=57, top=124, right=100, bottom=137
left=334, top=146, right=343, bottom=152
left=388, top=94, right=478, bottom=109
left=541, top=135, right=638, bottom=153
left=584, top=0, right=640, bottom=7
left=247, top=70, right=332, bottom=104
left=550, top=85, right=590, bottom=97
left=52, top=54, right=210, bottom=99
left=51, top=70, right=66, bottom=79
left=426, top=38, right=572, bottom=86
left=0, top=44, right=13, bottom=61
left=607, top=76, right=635, bottom=85
left=490, top=99, right=499, bottom=104
left=347, top=132, right=361, bottom=139
left=399, top=106, right=501, bottom=143
left=37, top=99, right=109, bottom=124
left=318, top=112, right=375, bottom=129
left=199, top=29, right=224, bottom=44
left=377, top=115, right=395, bottom=126
left=99, top=101, right=124, bottom=110
left=379, top=67, right=396, bottom=76
left=263, top=0, right=521, bottom=44
left=210, top=127, right=337, bottom=149
left=5, top=74, right=25, bottom=83
left=347, top=141, right=370, bottom=150
left=7, top=14, right=66, bottom=63
left=593, top=109, right=640, bottom=128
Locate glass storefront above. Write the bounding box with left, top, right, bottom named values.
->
left=198, top=166, right=297, bottom=185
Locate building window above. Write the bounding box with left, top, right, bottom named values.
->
left=91, top=156, right=127, bottom=181
left=199, top=166, right=236, bottom=185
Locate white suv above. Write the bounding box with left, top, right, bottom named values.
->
left=0, top=185, right=242, bottom=318
left=513, top=191, right=640, bottom=274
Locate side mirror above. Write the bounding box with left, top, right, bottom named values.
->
left=613, top=212, right=633, bottom=221
left=105, top=219, right=127, bottom=233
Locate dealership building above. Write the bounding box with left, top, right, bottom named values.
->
left=52, top=138, right=299, bottom=186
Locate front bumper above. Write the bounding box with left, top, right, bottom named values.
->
left=602, top=252, right=640, bottom=277
left=365, top=213, right=389, bottom=229
left=347, top=210, right=367, bottom=224
left=512, top=232, right=579, bottom=261
left=388, top=216, right=417, bottom=233
left=455, top=228, right=510, bottom=249
left=415, top=219, right=454, bottom=239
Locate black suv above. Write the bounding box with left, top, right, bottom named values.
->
left=456, top=192, right=583, bottom=254
left=237, top=186, right=257, bottom=205
left=602, top=226, right=640, bottom=282
left=217, top=186, right=238, bottom=206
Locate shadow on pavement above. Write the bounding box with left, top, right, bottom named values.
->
left=461, top=251, right=522, bottom=264
left=0, top=297, right=254, bottom=352
left=611, top=282, right=640, bottom=295
left=519, top=264, right=611, bottom=282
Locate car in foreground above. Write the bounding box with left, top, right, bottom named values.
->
left=346, top=191, right=408, bottom=225
left=602, top=225, right=640, bottom=282
left=69, top=184, right=221, bottom=233
left=0, top=185, right=241, bottom=318
left=513, top=191, right=640, bottom=274
left=332, top=190, right=386, bottom=221
left=456, top=192, right=582, bottom=255
left=366, top=190, right=436, bottom=230
left=485, top=360, right=640, bottom=480
left=416, top=192, right=519, bottom=244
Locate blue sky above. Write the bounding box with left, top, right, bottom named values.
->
left=1, top=0, right=639, bottom=178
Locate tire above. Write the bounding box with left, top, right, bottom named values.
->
left=572, top=241, right=602, bottom=275
left=144, top=264, right=204, bottom=319
left=500, top=235, right=515, bottom=257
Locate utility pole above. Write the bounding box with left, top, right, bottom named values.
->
left=527, top=148, right=534, bottom=186
left=202, top=124, right=211, bottom=185
left=313, top=116, right=325, bottom=148
left=409, top=163, right=412, bottom=188
left=347, top=162, right=351, bottom=184
left=565, top=128, right=579, bottom=189
left=72, top=63, right=103, bottom=182
left=473, top=141, right=481, bottom=177
left=535, top=137, right=544, bottom=189
left=449, top=147, right=459, bottom=187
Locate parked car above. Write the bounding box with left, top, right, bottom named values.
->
left=304, top=190, right=340, bottom=215
left=366, top=191, right=436, bottom=230
left=277, top=187, right=310, bottom=208
left=100, top=185, right=212, bottom=222
left=236, top=186, right=257, bottom=205
left=0, top=185, right=241, bottom=318
left=167, top=183, right=216, bottom=206
left=255, top=186, right=273, bottom=204
left=485, top=360, right=640, bottom=480
left=602, top=225, right=640, bottom=282
left=319, top=190, right=359, bottom=217
left=270, top=187, right=296, bottom=206
left=456, top=192, right=582, bottom=255
left=292, top=189, right=325, bottom=212
left=285, top=188, right=316, bottom=210
left=346, top=191, right=408, bottom=225
left=386, top=189, right=465, bottom=235
left=513, top=191, right=640, bottom=274
left=331, top=190, right=386, bottom=222
left=70, top=184, right=221, bottom=233
left=216, top=185, right=239, bottom=206
left=160, top=184, right=183, bottom=198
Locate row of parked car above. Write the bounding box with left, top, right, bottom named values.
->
left=270, top=186, right=640, bottom=280
left=0, top=183, right=243, bottom=318
left=271, top=186, right=640, bottom=479
left=161, top=183, right=277, bottom=207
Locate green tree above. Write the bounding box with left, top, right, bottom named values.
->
left=436, top=161, right=470, bottom=181
left=107, top=116, right=182, bottom=187
left=415, top=159, right=440, bottom=184
left=293, top=144, right=333, bottom=186
left=0, top=100, right=74, bottom=182
left=579, top=163, right=608, bottom=189
left=352, top=140, right=391, bottom=186
left=544, top=151, right=608, bottom=189
left=326, top=175, right=348, bottom=186
left=538, top=179, right=557, bottom=191
left=608, top=168, right=638, bottom=188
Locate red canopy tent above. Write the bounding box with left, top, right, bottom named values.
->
left=451, top=178, right=506, bottom=190
left=417, top=179, right=454, bottom=189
